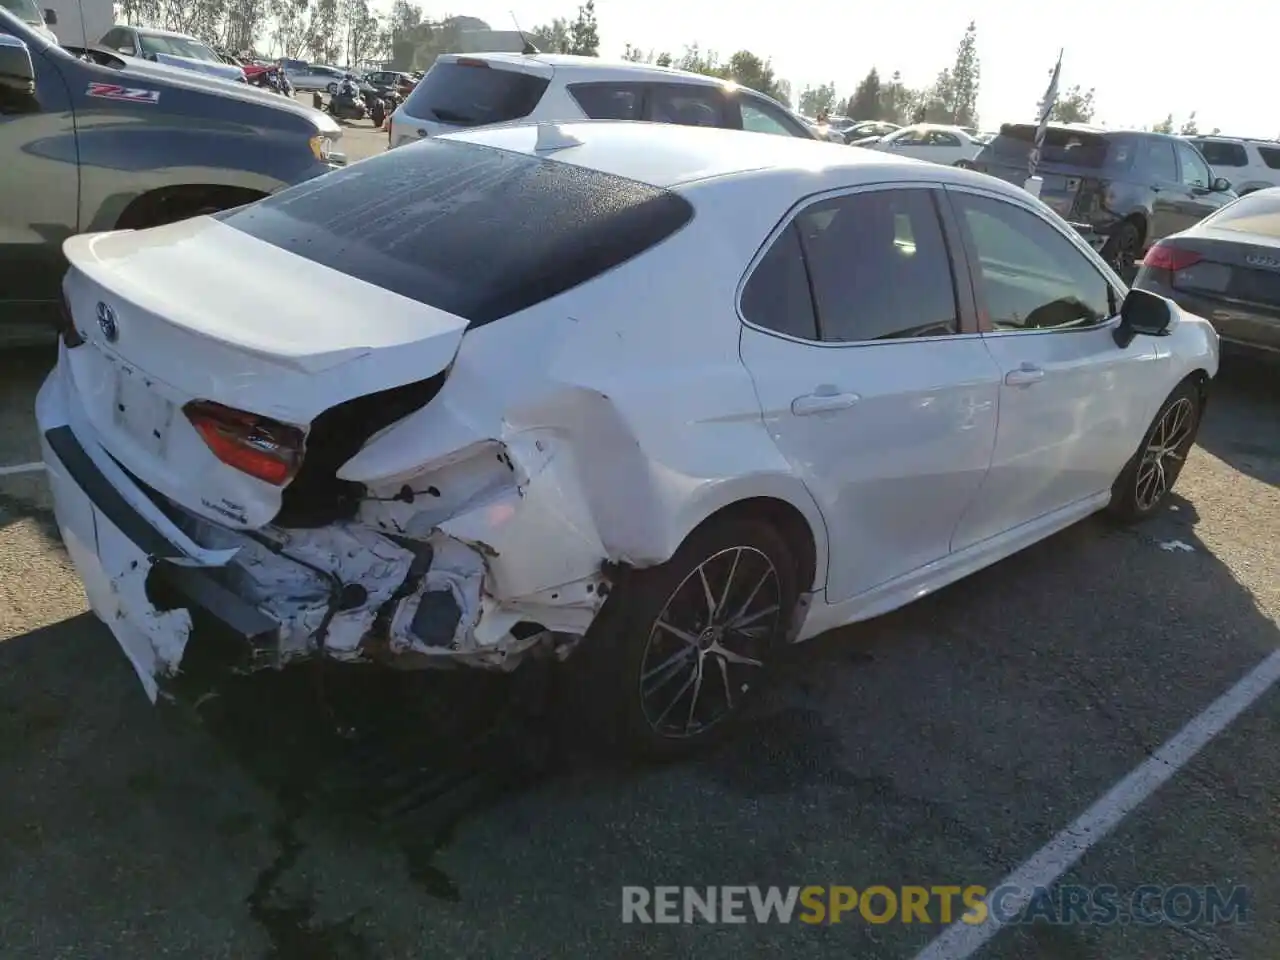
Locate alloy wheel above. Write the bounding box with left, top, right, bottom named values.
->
left=637, top=546, right=782, bottom=739
left=1135, top=397, right=1195, bottom=511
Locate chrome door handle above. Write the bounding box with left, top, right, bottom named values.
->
left=792, top=390, right=861, bottom=415
left=1004, top=364, right=1045, bottom=386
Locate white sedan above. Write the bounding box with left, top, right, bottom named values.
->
left=37, top=122, right=1218, bottom=756
left=864, top=123, right=985, bottom=167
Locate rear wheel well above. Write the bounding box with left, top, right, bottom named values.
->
left=690, top=497, right=819, bottom=594
left=115, top=185, right=267, bottom=230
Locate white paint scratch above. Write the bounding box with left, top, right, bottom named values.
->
left=0, top=461, right=45, bottom=477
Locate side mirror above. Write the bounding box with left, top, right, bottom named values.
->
left=1113, top=288, right=1174, bottom=348
left=0, top=35, right=36, bottom=112
left=1212, top=176, right=1231, bottom=193
left=43, top=8, right=57, bottom=23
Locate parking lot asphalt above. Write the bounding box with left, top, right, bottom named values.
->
left=0, top=346, right=1276, bottom=960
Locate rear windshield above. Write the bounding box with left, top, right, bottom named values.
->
left=1203, top=188, right=1280, bottom=238
left=402, top=60, right=549, bottom=127
left=979, top=124, right=1130, bottom=170
left=215, top=138, right=694, bottom=327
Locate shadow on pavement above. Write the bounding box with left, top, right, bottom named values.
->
left=1196, top=350, right=1280, bottom=487
left=0, top=413, right=1276, bottom=957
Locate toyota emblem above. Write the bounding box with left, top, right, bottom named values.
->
left=96, top=302, right=118, bottom=342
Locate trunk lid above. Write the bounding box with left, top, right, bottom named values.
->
left=1163, top=231, right=1280, bottom=310
left=61, top=217, right=468, bottom=530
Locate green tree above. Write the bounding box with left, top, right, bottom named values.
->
left=945, top=20, right=980, bottom=126
left=723, top=50, right=785, bottom=101
left=1049, top=85, right=1096, bottom=124
left=878, top=70, right=910, bottom=123
left=675, top=43, right=721, bottom=75
left=531, top=17, right=571, bottom=53
left=1153, top=113, right=1174, bottom=134
left=1180, top=112, right=1199, bottom=135
left=846, top=67, right=882, bottom=120
left=798, top=81, right=837, bottom=118
left=567, top=0, right=599, bottom=56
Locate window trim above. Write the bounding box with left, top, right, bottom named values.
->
left=735, top=181, right=979, bottom=348
left=941, top=182, right=1125, bottom=338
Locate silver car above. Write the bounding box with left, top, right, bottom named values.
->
left=286, top=63, right=348, bottom=94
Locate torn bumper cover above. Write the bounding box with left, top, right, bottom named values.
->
left=37, top=376, right=615, bottom=701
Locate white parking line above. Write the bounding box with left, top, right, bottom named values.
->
left=0, top=462, right=44, bottom=477
left=915, top=647, right=1280, bottom=960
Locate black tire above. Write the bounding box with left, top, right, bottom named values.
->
left=571, top=515, right=799, bottom=759
left=954, top=159, right=974, bottom=169
left=1102, top=220, right=1143, bottom=283
left=1107, top=379, right=1202, bottom=522
left=326, top=82, right=338, bottom=95
left=370, top=102, right=386, bottom=128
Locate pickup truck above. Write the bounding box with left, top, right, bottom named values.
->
left=0, top=11, right=344, bottom=346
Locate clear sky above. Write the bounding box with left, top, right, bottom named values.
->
left=408, top=0, right=1278, bottom=138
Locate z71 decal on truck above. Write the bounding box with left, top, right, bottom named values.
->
left=86, top=81, right=161, bottom=104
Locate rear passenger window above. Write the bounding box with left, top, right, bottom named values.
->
left=1194, top=140, right=1248, bottom=167
left=955, top=192, right=1113, bottom=331
left=1143, top=139, right=1178, bottom=182
left=648, top=85, right=725, bottom=128
left=569, top=82, right=642, bottom=120
left=1257, top=146, right=1280, bottom=170
left=797, top=189, right=958, bottom=341
left=741, top=224, right=817, bottom=339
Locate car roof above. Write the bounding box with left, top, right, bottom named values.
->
left=442, top=119, right=1029, bottom=195
left=438, top=51, right=728, bottom=88
left=132, top=26, right=198, bottom=39
left=901, top=123, right=968, bottom=133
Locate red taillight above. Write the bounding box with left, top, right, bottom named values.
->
left=455, top=57, right=490, bottom=68
left=1143, top=244, right=1203, bottom=272
left=183, top=400, right=305, bottom=486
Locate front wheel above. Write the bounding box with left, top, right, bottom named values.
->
left=573, top=516, right=799, bottom=758
left=326, top=82, right=339, bottom=95
left=1108, top=379, right=1202, bottom=522
left=954, top=159, right=974, bottom=169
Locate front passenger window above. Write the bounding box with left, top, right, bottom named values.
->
left=954, top=192, right=1113, bottom=331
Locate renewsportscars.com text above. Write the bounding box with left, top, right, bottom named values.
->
left=621, top=884, right=1249, bottom=926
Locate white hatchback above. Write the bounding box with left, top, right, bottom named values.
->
left=38, top=122, right=1218, bottom=756
left=388, top=52, right=816, bottom=148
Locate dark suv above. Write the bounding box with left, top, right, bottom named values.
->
left=972, top=124, right=1236, bottom=280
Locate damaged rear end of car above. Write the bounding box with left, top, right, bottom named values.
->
left=37, top=136, right=698, bottom=699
